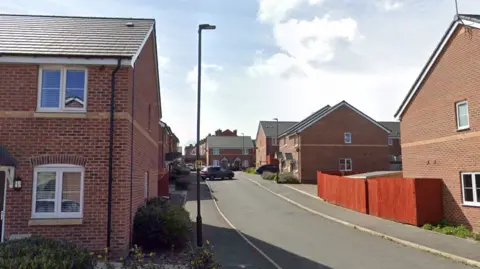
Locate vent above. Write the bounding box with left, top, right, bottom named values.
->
left=125, top=22, right=134, bottom=27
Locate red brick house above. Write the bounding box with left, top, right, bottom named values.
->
left=378, top=121, right=402, bottom=170
left=255, top=121, right=298, bottom=167
left=0, top=14, right=162, bottom=252
left=277, top=101, right=392, bottom=183
left=395, top=14, right=480, bottom=231
left=205, top=130, right=254, bottom=169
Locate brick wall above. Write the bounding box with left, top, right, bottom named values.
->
left=401, top=25, right=480, bottom=231
left=389, top=138, right=401, bottom=156
left=298, top=105, right=390, bottom=183
left=207, top=148, right=254, bottom=167
left=255, top=127, right=267, bottom=166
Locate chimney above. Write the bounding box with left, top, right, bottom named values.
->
left=215, top=129, right=222, bottom=136
left=233, top=129, right=237, bottom=135
left=208, top=133, right=211, bottom=137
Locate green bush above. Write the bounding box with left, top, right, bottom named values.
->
left=0, top=236, right=96, bottom=269
left=262, top=171, right=276, bottom=180
left=133, top=198, right=192, bottom=251
left=422, top=223, right=433, bottom=230
left=244, top=167, right=256, bottom=174
left=276, top=172, right=300, bottom=184
left=190, top=240, right=220, bottom=269
left=423, top=220, right=476, bottom=240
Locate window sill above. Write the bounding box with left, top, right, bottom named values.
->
left=28, top=218, right=83, bottom=226
left=457, top=127, right=470, bottom=132
left=34, top=112, right=87, bottom=118
left=462, top=203, right=480, bottom=208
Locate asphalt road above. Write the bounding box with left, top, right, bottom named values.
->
left=185, top=173, right=472, bottom=269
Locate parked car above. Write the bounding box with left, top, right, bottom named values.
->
left=200, top=166, right=234, bottom=180
left=256, top=164, right=278, bottom=174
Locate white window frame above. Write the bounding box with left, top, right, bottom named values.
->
left=32, top=164, right=84, bottom=219
left=213, top=148, right=220, bottom=155
left=455, top=100, right=470, bottom=130
left=388, top=137, right=393, bottom=146
left=271, top=137, right=277, bottom=146
left=37, top=66, right=88, bottom=113
left=243, top=148, right=249, bottom=155
left=461, top=172, right=480, bottom=207
left=344, top=132, right=352, bottom=144
left=213, top=160, right=220, bottom=166
left=339, top=158, right=352, bottom=171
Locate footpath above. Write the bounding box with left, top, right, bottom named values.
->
left=237, top=172, right=480, bottom=267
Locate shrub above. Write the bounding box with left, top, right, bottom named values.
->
left=0, top=236, right=96, bottom=269
left=262, top=171, right=276, bottom=180
left=276, top=172, right=300, bottom=184
left=133, top=199, right=192, bottom=251
left=189, top=240, right=220, bottom=269
left=100, top=245, right=160, bottom=269
left=422, top=223, right=433, bottom=230
left=244, top=167, right=256, bottom=174
left=454, top=225, right=473, bottom=238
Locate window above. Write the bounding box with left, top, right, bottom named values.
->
left=38, top=67, right=87, bottom=112
left=344, top=132, right=352, bottom=144
left=456, top=101, right=469, bottom=130
left=461, top=173, right=480, bottom=206
left=283, top=137, right=286, bottom=145
left=339, top=158, right=352, bottom=171
left=388, top=137, right=393, bottom=146
left=271, top=137, right=277, bottom=146
left=144, top=172, right=149, bottom=200
left=242, top=160, right=249, bottom=168
left=213, top=160, right=219, bottom=166
left=243, top=148, right=249, bottom=155
left=294, top=136, right=298, bottom=145
left=32, top=165, right=84, bottom=219
left=213, top=148, right=220, bottom=155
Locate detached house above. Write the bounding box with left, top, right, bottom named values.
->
left=0, top=14, right=162, bottom=253
left=255, top=121, right=298, bottom=167
left=395, top=14, right=480, bottom=231
left=277, top=101, right=392, bottom=183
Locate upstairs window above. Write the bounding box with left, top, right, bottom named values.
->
left=243, top=148, right=249, bottom=155
left=38, top=67, right=87, bottom=112
left=339, top=158, right=352, bottom=171
left=388, top=137, right=393, bottom=146
left=344, top=132, right=352, bottom=144
left=456, top=101, right=469, bottom=130
left=271, top=137, right=277, bottom=146
left=213, top=148, right=220, bottom=155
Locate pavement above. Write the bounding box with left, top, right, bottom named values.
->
left=184, top=172, right=475, bottom=269
left=238, top=172, right=480, bottom=265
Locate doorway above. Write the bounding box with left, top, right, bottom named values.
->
left=0, top=171, right=5, bottom=242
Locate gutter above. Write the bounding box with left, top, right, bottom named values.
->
left=129, top=64, right=136, bottom=247
left=107, top=59, right=122, bottom=249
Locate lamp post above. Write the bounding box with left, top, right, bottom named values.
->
left=241, top=132, right=245, bottom=168
left=273, top=118, right=279, bottom=176
left=196, top=23, right=216, bottom=248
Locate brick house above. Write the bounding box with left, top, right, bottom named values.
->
left=394, top=14, right=480, bottom=231
left=0, top=14, right=162, bottom=253
left=255, top=121, right=298, bottom=167
left=378, top=121, right=402, bottom=170
left=277, top=101, right=392, bottom=183
left=205, top=131, right=254, bottom=169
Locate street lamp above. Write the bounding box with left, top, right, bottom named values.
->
left=273, top=118, right=279, bottom=176
left=241, top=132, right=245, bottom=168
left=196, top=23, right=216, bottom=248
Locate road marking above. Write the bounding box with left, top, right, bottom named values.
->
left=283, top=184, right=323, bottom=201
left=205, top=181, right=283, bottom=269
left=237, top=174, right=480, bottom=268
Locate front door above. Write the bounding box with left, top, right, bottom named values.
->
left=0, top=171, right=5, bottom=242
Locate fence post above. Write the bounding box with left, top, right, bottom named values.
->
left=364, top=178, right=369, bottom=215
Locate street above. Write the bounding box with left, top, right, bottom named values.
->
left=185, top=173, right=472, bottom=269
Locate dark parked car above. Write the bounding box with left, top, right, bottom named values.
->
left=256, top=164, right=278, bottom=174
left=200, top=166, right=234, bottom=180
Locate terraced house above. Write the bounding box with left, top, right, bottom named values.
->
left=0, top=14, right=162, bottom=253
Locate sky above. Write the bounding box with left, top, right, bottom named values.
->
left=2, top=0, right=480, bottom=147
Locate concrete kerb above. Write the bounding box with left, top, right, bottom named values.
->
left=237, top=173, right=480, bottom=268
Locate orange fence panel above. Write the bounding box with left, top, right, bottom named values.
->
left=414, top=178, right=443, bottom=226
left=317, top=172, right=367, bottom=213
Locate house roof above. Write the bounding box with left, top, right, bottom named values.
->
left=0, top=145, right=18, bottom=167
left=0, top=14, right=154, bottom=58
left=207, top=136, right=254, bottom=149
left=280, top=106, right=331, bottom=137
left=281, top=101, right=391, bottom=137
left=259, top=121, right=298, bottom=138
left=379, top=121, right=400, bottom=137
left=394, top=14, right=479, bottom=118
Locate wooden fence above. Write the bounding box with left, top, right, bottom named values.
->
left=317, top=172, right=443, bottom=226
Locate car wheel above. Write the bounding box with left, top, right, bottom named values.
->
left=209, top=176, right=214, bottom=181
left=228, top=176, right=233, bottom=180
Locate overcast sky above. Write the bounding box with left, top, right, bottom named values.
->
left=2, top=0, right=480, bottom=146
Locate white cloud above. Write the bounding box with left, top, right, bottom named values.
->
left=376, top=0, right=403, bottom=11
left=257, top=0, right=325, bottom=23
left=158, top=56, right=169, bottom=70
left=186, top=64, right=223, bottom=92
